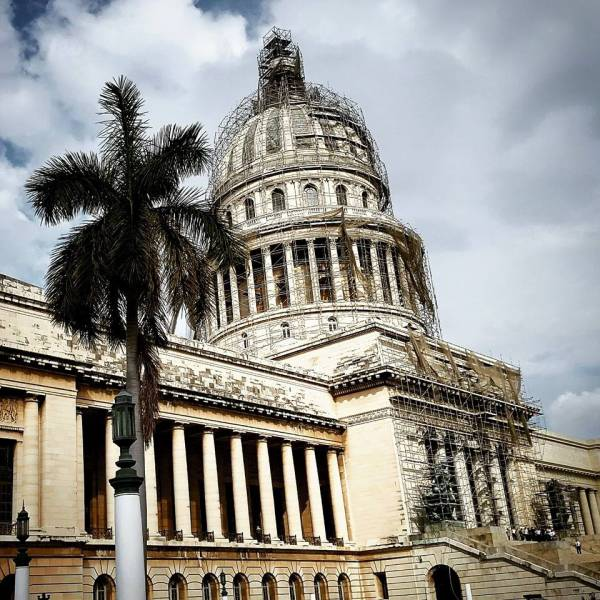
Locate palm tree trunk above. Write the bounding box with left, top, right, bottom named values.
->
left=126, top=295, right=148, bottom=535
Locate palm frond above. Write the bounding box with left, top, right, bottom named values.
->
left=98, top=76, right=149, bottom=170
left=153, top=189, right=247, bottom=268
left=139, top=123, right=211, bottom=198
left=45, top=217, right=113, bottom=345
left=25, top=152, right=115, bottom=225
left=137, top=332, right=161, bottom=443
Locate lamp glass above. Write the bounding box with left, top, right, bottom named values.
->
left=112, top=390, right=136, bottom=445
left=16, top=505, right=29, bottom=542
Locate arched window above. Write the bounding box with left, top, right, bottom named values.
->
left=328, top=316, right=338, bottom=332
left=244, top=198, right=256, bottom=220
left=314, top=574, right=328, bottom=600
left=262, top=573, right=278, bottom=600
left=374, top=573, right=388, bottom=600
left=335, top=185, right=347, bottom=206
left=146, top=576, right=154, bottom=600
left=429, top=565, right=463, bottom=600
left=169, top=574, right=188, bottom=600
left=361, top=191, right=369, bottom=208
left=281, top=322, right=291, bottom=339
left=241, top=332, right=249, bottom=349
left=303, top=184, right=319, bottom=206
left=337, top=574, right=351, bottom=600
left=93, top=575, right=115, bottom=600
left=289, top=573, right=304, bottom=600
left=203, top=574, right=219, bottom=600
left=272, top=188, right=286, bottom=212
left=0, top=574, right=14, bottom=600
left=233, top=574, right=250, bottom=600
left=226, top=209, right=233, bottom=227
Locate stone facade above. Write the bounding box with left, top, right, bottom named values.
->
left=0, top=26, right=598, bottom=600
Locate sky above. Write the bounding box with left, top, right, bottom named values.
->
left=1, top=0, right=599, bottom=438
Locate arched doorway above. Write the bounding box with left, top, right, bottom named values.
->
left=93, top=574, right=115, bottom=600
left=429, top=565, right=463, bottom=600
left=0, top=574, right=14, bottom=600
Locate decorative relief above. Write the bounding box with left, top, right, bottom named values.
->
left=0, top=398, right=18, bottom=424
left=342, top=407, right=394, bottom=425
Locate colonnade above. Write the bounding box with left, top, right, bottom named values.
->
left=214, top=237, right=406, bottom=329
left=578, top=487, right=600, bottom=535
left=101, top=418, right=350, bottom=545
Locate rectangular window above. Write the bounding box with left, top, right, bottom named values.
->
left=376, top=242, right=392, bottom=303
left=292, top=240, right=314, bottom=304
left=314, top=238, right=333, bottom=303
left=235, top=263, right=250, bottom=318
left=251, top=249, right=268, bottom=313
left=222, top=269, right=234, bottom=324
left=0, top=439, right=14, bottom=529
left=270, top=244, right=289, bottom=308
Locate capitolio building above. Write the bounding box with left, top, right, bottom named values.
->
left=0, top=27, right=598, bottom=600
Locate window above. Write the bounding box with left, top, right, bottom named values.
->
left=430, top=565, right=462, bottom=600
left=361, top=191, right=369, bottom=208
left=374, top=573, right=388, bottom=600
left=244, top=198, right=256, bottom=220
left=335, top=185, right=347, bottom=206
left=262, top=573, right=278, bottom=600
left=203, top=574, right=219, bottom=600
left=226, top=209, right=233, bottom=227
left=0, top=440, right=14, bottom=530
left=234, top=574, right=250, bottom=600
left=242, top=120, right=258, bottom=164
left=281, top=322, right=290, bottom=339
left=169, top=574, right=187, bottom=600
left=314, top=574, right=328, bottom=600
left=289, top=574, right=304, bottom=600
left=328, top=316, right=338, bottom=332
left=303, top=185, right=319, bottom=206
left=337, top=575, right=351, bottom=600
left=272, top=188, right=286, bottom=212
left=94, top=575, right=115, bottom=600
left=241, top=332, right=249, bottom=349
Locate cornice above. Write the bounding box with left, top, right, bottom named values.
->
left=0, top=345, right=344, bottom=432
left=534, top=460, right=600, bottom=479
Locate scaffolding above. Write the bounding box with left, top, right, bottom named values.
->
left=379, top=333, right=545, bottom=533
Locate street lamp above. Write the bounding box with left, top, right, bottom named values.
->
left=109, top=390, right=146, bottom=600
left=220, top=572, right=228, bottom=599
left=14, top=503, right=31, bottom=600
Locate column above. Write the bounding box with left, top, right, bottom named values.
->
left=246, top=257, right=257, bottom=315
left=281, top=441, right=303, bottom=541
left=472, top=452, right=493, bottom=525
left=588, top=490, right=600, bottom=534
left=351, top=241, right=366, bottom=299
left=327, top=449, right=348, bottom=541
left=578, top=488, right=594, bottom=535
left=76, top=408, right=85, bottom=534
left=329, top=238, right=344, bottom=302
left=172, top=424, right=192, bottom=537
left=369, top=241, right=385, bottom=302
left=22, top=396, right=39, bottom=530
left=453, top=449, right=477, bottom=528
left=304, top=445, right=327, bottom=541
left=144, top=435, right=160, bottom=537
left=385, top=245, right=401, bottom=305
left=307, top=240, right=321, bottom=303
left=262, top=246, right=277, bottom=310
left=229, top=266, right=241, bottom=321
left=489, top=451, right=510, bottom=527
left=257, top=437, right=278, bottom=539
left=230, top=433, right=251, bottom=539
left=202, top=428, right=222, bottom=537
left=216, top=271, right=227, bottom=325
left=105, top=413, right=119, bottom=533
left=284, top=242, right=298, bottom=306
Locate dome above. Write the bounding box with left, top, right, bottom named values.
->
left=205, top=28, right=439, bottom=356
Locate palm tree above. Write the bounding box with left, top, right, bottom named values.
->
left=26, top=76, right=244, bottom=528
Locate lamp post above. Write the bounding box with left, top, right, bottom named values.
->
left=109, top=390, right=146, bottom=600
left=14, top=503, right=31, bottom=600
left=220, top=572, right=228, bottom=599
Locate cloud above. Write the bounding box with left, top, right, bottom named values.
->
left=546, top=388, right=600, bottom=440
left=1, top=0, right=599, bottom=437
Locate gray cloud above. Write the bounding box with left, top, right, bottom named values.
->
left=0, top=0, right=599, bottom=437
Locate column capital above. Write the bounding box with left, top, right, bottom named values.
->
left=281, top=439, right=294, bottom=448
left=76, top=406, right=85, bottom=416
left=23, top=393, right=42, bottom=404
left=202, top=426, right=217, bottom=434
left=327, top=446, right=344, bottom=456
left=230, top=431, right=243, bottom=439
left=172, top=422, right=187, bottom=430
